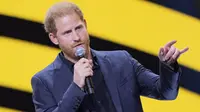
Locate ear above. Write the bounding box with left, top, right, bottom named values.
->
left=49, top=33, right=59, bottom=45
left=83, top=19, right=87, bottom=28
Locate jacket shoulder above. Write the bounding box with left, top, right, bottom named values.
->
left=95, top=50, right=128, bottom=58
left=100, top=50, right=131, bottom=60
left=32, top=54, right=63, bottom=83
left=33, top=63, right=55, bottom=79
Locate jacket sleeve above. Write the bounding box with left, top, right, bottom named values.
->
left=31, top=75, right=86, bottom=112
left=124, top=51, right=181, bottom=100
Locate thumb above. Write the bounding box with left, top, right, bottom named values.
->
left=159, top=47, right=165, bottom=61
left=159, top=47, right=165, bottom=56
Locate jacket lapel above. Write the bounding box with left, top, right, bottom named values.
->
left=53, top=54, right=73, bottom=102
left=93, top=50, right=123, bottom=112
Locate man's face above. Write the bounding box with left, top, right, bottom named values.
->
left=52, top=13, right=90, bottom=59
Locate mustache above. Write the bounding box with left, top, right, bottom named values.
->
left=72, top=42, right=84, bottom=47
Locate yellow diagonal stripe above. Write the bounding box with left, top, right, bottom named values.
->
left=0, top=0, right=199, bottom=71
left=0, top=36, right=59, bottom=92
left=0, top=107, right=21, bottom=112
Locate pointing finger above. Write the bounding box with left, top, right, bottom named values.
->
left=164, top=40, right=177, bottom=48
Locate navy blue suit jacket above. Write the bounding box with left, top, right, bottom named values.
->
left=31, top=50, right=181, bottom=112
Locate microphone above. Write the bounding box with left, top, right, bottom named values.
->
left=75, top=47, right=94, bottom=94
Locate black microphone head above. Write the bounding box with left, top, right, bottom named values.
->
left=75, top=46, right=85, bottom=58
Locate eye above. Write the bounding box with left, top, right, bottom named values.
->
left=75, top=25, right=83, bottom=30
left=63, top=30, right=72, bottom=35
left=65, top=30, right=72, bottom=34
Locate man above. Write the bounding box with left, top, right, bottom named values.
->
left=31, top=1, right=189, bottom=112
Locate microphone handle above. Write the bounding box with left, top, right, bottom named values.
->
left=85, top=76, right=94, bottom=94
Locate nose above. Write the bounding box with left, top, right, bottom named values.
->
left=72, top=30, right=81, bottom=42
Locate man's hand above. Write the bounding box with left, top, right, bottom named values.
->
left=158, top=40, right=189, bottom=65
left=73, top=58, right=93, bottom=88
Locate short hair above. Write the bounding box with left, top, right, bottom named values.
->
left=44, top=1, right=84, bottom=33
